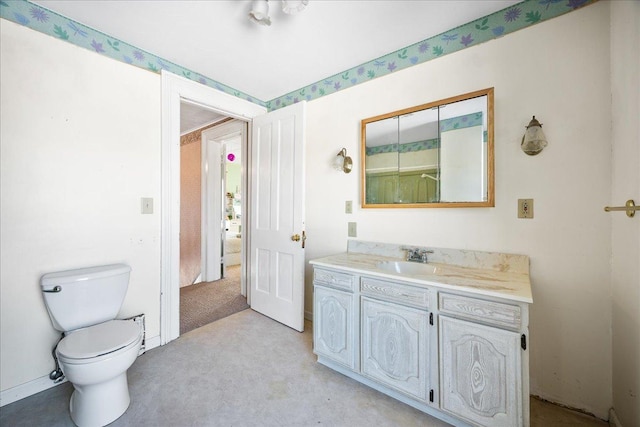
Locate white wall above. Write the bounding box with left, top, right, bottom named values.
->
left=610, top=2, right=640, bottom=426
left=0, top=20, right=161, bottom=395
left=305, top=2, right=613, bottom=419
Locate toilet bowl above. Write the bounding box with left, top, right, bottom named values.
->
left=56, top=320, right=143, bottom=427
left=40, top=264, right=141, bottom=427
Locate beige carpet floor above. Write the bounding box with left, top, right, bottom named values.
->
left=180, top=264, right=249, bottom=334
left=1, top=310, right=609, bottom=427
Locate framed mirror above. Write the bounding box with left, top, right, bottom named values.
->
left=361, top=87, right=494, bottom=208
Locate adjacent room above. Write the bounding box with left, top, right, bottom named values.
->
left=178, top=104, right=249, bottom=335
left=1, top=1, right=638, bottom=426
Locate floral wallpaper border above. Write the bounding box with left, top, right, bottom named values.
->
left=1, top=0, right=597, bottom=111
left=366, top=112, right=485, bottom=155
left=268, top=0, right=597, bottom=110
left=0, top=0, right=264, bottom=107
left=366, top=138, right=440, bottom=156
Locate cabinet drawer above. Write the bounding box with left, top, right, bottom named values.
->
left=313, top=268, right=355, bottom=292
left=439, top=293, right=521, bottom=330
left=361, top=277, right=429, bottom=308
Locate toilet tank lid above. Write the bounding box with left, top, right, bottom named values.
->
left=41, top=264, right=131, bottom=287
left=57, top=320, right=141, bottom=359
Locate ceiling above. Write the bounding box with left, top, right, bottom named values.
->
left=32, top=0, right=519, bottom=103
left=180, top=101, right=226, bottom=135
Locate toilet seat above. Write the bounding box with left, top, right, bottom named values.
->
left=58, top=320, right=141, bottom=360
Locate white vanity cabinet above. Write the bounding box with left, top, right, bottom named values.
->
left=313, top=268, right=358, bottom=371
left=438, top=292, right=527, bottom=427
left=361, top=297, right=430, bottom=401
left=359, top=276, right=434, bottom=402
left=310, top=246, right=531, bottom=427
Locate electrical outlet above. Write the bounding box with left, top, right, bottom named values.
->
left=348, top=222, right=357, bottom=237
left=518, top=199, right=534, bottom=218
left=345, top=200, right=353, bottom=214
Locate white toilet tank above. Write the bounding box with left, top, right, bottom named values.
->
left=41, top=264, right=131, bottom=332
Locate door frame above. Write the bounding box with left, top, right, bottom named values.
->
left=200, top=125, right=224, bottom=284
left=201, top=120, right=248, bottom=293
left=160, top=71, right=266, bottom=345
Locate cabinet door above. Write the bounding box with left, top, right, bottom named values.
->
left=361, top=297, right=429, bottom=401
left=314, top=285, right=357, bottom=370
left=440, top=316, right=522, bottom=427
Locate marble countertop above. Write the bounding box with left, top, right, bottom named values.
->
left=309, top=252, right=533, bottom=304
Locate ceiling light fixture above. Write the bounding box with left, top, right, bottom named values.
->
left=281, top=0, right=308, bottom=15
left=248, top=0, right=308, bottom=26
left=248, top=0, right=272, bottom=26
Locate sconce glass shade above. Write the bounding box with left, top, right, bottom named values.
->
left=248, top=0, right=271, bottom=26
left=521, top=116, right=548, bottom=156
left=334, top=148, right=353, bottom=173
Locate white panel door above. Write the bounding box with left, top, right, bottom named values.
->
left=250, top=102, right=306, bottom=332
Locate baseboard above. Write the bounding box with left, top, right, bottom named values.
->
left=0, top=333, right=161, bottom=408
left=145, top=334, right=161, bottom=352
left=304, top=310, right=313, bottom=322
left=531, top=394, right=608, bottom=423
left=0, top=375, right=67, bottom=407
left=609, top=408, right=623, bottom=427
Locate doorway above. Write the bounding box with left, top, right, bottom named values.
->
left=160, top=71, right=267, bottom=345
left=178, top=107, right=250, bottom=334
left=161, top=71, right=305, bottom=345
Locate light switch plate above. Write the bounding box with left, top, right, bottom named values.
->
left=348, top=222, right=357, bottom=237
left=345, top=200, right=353, bottom=214
left=141, top=197, right=154, bottom=214
left=518, top=199, right=533, bottom=218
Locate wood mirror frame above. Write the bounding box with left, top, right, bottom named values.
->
left=361, top=87, right=494, bottom=208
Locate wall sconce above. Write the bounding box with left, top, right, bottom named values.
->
left=521, top=116, right=548, bottom=156
left=334, top=148, right=353, bottom=173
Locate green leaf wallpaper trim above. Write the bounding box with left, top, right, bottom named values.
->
left=0, top=0, right=265, bottom=107
left=440, top=112, right=483, bottom=133
left=267, top=0, right=598, bottom=110
left=365, top=112, right=484, bottom=156
left=1, top=0, right=597, bottom=111
left=366, top=138, right=440, bottom=156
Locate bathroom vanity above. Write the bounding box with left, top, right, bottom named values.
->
left=310, top=241, right=532, bottom=427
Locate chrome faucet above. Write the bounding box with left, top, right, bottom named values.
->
left=402, top=247, right=434, bottom=263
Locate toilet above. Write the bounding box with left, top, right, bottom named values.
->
left=41, top=264, right=143, bottom=427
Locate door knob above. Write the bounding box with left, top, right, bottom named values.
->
left=291, top=234, right=301, bottom=242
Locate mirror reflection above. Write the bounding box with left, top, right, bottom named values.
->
left=361, top=88, right=494, bottom=208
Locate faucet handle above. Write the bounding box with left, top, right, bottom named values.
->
left=419, top=249, right=434, bottom=262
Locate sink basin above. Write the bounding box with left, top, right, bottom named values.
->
left=376, top=261, right=439, bottom=275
